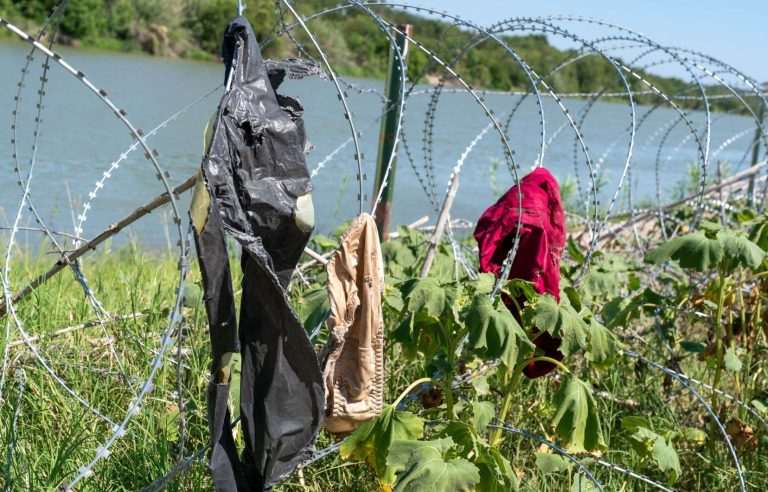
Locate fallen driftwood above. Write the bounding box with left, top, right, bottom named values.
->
left=0, top=173, right=198, bottom=316
left=575, top=160, right=768, bottom=248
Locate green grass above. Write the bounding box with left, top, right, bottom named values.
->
left=0, top=229, right=766, bottom=491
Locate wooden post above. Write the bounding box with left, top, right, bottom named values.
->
left=420, top=174, right=460, bottom=278
left=372, top=24, right=413, bottom=241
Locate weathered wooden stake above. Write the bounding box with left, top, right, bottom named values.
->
left=420, top=174, right=460, bottom=278
left=372, top=24, right=413, bottom=240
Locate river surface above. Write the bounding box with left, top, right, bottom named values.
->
left=0, top=41, right=756, bottom=249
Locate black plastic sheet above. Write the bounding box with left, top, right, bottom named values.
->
left=193, top=16, right=324, bottom=491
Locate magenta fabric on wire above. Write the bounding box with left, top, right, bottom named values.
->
left=473, top=168, right=566, bottom=378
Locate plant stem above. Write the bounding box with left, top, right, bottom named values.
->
left=710, top=268, right=727, bottom=449
left=490, top=356, right=570, bottom=447
left=392, top=377, right=440, bottom=409
left=490, top=370, right=522, bottom=447
left=438, top=320, right=457, bottom=420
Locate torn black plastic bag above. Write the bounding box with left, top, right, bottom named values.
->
left=193, top=16, right=324, bottom=491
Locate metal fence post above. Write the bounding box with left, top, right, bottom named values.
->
left=747, top=83, right=767, bottom=206
left=372, top=24, right=413, bottom=240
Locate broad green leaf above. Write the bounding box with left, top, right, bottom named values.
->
left=585, top=317, right=623, bottom=370
left=182, top=281, right=202, bottom=308
left=385, top=289, right=405, bottom=312
left=466, top=295, right=534, bottom=368
left=528, top=294, right=588, bottom=357
left=388, top=438, right=480, bottom=492
left=474, top=273, right=497, bottom=295
left=580, top=270, right=621, bottom=300
left=683, top=427, right=708, bottom=444
left=644, top=231, right=722, bottom=272
left=439, top=422, right=481, bottom=458
left=720, top=232, right=766, bottom=271
left=532, top=293, right=560, bottom=333
left=531, top=293, right=589, bottom=357
left=566, top=236, right=586, bottom=265
left=620, top=416, right=651, bottom=433
left=478, top=447, right=518, bottom=492
left=472, top=376, right=491, bottom=397
left=724, top=347, right=743, bottom=372
left=558, top=299, right=589, bottom=357
left=645, top=229, right=766, bottom=273
left=602, top=296, right=641, bottom=329
left=535, top=452, right=571, bottom=473
left=155, top=404, right=181, bottom=442
left=563, top=286, right=582, bottom=312
left=439, top=422, right=518, bottom=492
left=630, top=427, right=681, bottom=482
left=472, top=401, right=495, bottom=430
left=392, top=311, right=444, bottom=359
left=571, top=473, right=600, bottom=492
left=401, top=278, right=455, bottom=317
left=552, top=375, right=606, bottom=453
left=383, top=240, right=418, bottom=279
left=502, top=279, right=539, bottom=302
left=340, top=405, right=424, bottom=486
left=748, top=214, right=768, bottom=251
left=387, top=438, right=455, bottom=469
left=295, top=287, right=330, bottom=333
left=751, top=400, right=767, bottom=414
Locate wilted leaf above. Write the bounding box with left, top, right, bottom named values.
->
left=585, top=317, right=623, bottom=369
left=466, top=295, right=534, bottom=368
left=340, top=405, right=424, bottom=486
left=388, top=438, right=480, bottom=492
left=531, top=293, right=589, bottom=357
left=534, top=452, right=571, bottom=473
left=552, top=375, right=606, bottom=453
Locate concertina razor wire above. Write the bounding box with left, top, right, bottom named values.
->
left=0, top=0, right=765, bottom=490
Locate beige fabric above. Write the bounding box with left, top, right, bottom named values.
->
left=321, top=213, right=385, bottom=434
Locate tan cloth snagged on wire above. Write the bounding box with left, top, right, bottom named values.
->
left=321, top=213, right=385, bottom=434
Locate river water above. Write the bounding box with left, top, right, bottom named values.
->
left=0, top=41, right=756, bottom=249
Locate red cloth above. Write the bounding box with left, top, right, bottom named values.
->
left=473, top=168, right=566, bottom=378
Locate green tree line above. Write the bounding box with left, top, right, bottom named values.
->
left=0, top=0, right=746, bottom=112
